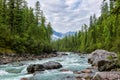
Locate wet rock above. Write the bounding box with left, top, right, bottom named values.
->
left=43, top=61, right=62, bottom=70
left=81, top=69, right=92, bottom=73
left=97, top=60, right=110, bottom=71
left=98, top=60, right=120, bottom=71
left=92, top=72, right=120, bottom=80
left=74, top=71, right=82, bottom=74
left=75, top=68, right=95, bottom=80
left=60, top=69, right=70, bottom=72
left=27, top=64, right=45, bottom=74
left=88, top=49, right=117, bottom=66
left=21, top=78, right=29, bottom=80
left=76, top=73, right=93, bottom=80
left=76, top=77, right=83, bottom=80
left=83, top=73, right=92, bottom=80
left=27, top=61, right=62, bottom=73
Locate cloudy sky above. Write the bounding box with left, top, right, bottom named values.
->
left=26, top=0, right=103, bottom=33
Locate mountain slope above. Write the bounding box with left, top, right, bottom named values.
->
left=52, top=30, right=76, bottom=40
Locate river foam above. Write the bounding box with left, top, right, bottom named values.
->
left=0, top=52, right=90, bottom=80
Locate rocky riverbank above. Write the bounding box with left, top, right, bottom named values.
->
left=20, top=50, right=120, bottom=80
left=1, top=50, right=120, bottom=80
left=22, top=50, right=120, bottom=80
left=44, top=50, right=119, bottom=80
left=0, top=53, right=58, bottom=65
left=75, top=49, right=120, bottom=80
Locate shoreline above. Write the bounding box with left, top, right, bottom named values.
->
left=0, top=53, right=58, bottom=65
left=1, top=50, right=120, bottom=80
left=0, top=52, right=85, bottom=65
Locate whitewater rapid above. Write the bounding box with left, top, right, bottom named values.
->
left=0, top=52, right=90, bottom=80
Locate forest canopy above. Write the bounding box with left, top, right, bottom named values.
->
left=0, top=0, right=120, bottom=55
left=52, top=0, right=120, bottom=54
left=0, top=0, right=53, bottom=54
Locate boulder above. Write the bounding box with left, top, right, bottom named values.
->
left=43, top=61, right=62, bottom=69
left=81, top=69, right=92, bottom=73
left=21, top=78, right=29, bottom=80
left=27, top=61, right=62, bottom=73
left=98, top=60, right=120, bottom=71
left=75, top=73, right=93, bottom=80
left=60, top=69, right=70, bottom=72
left=92, top=72, right=120, bottom=80
left=88, top=49, right=117, bottom=66
left=27, top=64, right=45, bottom=74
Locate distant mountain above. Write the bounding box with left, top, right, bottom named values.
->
left=52, top=30, right=63, bottom=40
left=52, top=30, right=76, bottom=40
left=64, top=31, right=76, bottom=37
left=53, top=30, right=63, bottom=38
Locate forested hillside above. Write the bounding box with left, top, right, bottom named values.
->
left=0, top=0, right=53, bottom=54
left=52, top=0, right=120, bottom=54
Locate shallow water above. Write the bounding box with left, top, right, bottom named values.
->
left=0, top=53, right=91, bottom=80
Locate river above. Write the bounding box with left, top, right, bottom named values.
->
left=0, top=52, right=91, bottom=80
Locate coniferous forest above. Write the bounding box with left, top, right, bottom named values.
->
left=52, top=0, right=120, bottom=54
left=0, top=0, right=53, bottom=54
left=0, top=0, right=120, bottom=80
left=0, top=0, right=120, bottom=55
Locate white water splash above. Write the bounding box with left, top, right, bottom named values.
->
left=0, top=70, right=8, bottom=75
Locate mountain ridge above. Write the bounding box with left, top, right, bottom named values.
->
left=52, top=30, right=76, bottom=40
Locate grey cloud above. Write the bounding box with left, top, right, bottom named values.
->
left=27, top=0, right=102, bottom=33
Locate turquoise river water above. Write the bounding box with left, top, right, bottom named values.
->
left=0, top=52, right=91, bottom=80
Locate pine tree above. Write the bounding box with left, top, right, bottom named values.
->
left=35, top=1, right=42, bottom=25
left=46, top=22, right=53, bottom=42
left=7, top=0, right=15, bottom=33
left=14, top=0, right=23, bottom=35
left=110, top=0, right=114, bottom=12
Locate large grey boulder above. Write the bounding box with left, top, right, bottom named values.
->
left=27, top=61, right=62, bottom=73
left=92, top=72, right=120, bottom=80
left=98, top=60, right=120, bottom=71
left=43, top=61, right=62, bottom=69
left=88, top=49, right=117, bottom=66
left=27, top=64, right=45, bottom=74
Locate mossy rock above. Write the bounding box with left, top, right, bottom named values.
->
left=98, top=60, right=120, bottom=71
